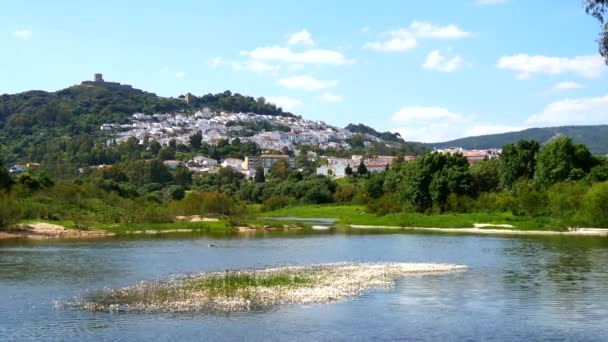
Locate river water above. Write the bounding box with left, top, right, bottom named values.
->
left=1, top=231, right=608, bottom=341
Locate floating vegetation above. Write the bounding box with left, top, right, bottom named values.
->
left=70, top=263, right=465, bottom=313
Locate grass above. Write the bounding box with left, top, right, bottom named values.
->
left=263, top=204, right=567, bottom=231
left=188, top=271, right=312, bottom=290
left=16, top=219, right=236, bottom=234
left=96, top=220, right=234, bottom=234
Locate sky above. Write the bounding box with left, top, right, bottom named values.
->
left=1, top=0, right=607, bottom=142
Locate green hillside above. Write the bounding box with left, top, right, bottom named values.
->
left=0, top=81, right=296, bottom=164
left=426, top=126, right=608, bottom=155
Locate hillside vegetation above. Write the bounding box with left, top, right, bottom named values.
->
left=427, top=126, right=608, bottom=155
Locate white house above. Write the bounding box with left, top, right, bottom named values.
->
left=221, top=158, right=244, bottom=170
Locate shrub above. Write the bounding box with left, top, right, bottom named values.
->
left=578, top=182, right=608, bottom=227
left=0, top=193, right=21, bottom=229
left=367, top=193, right=401, bottom=215
left=334, top=186, right=356, bottom=203
left=261, top=196, right=297, bottom=212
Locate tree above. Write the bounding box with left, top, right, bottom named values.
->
left=268, top=159, right=290, bottom=180
left=0, top=164, right=13, bottom=192
left=499, top=139, right=540, bottom=189
left=254, top=166, right=266, bottom=183
left=345, top=164, right=353, bottom=176
left=534, top=137, right=597, bottom=187
left=584, top=0, right=608, bottom=63
left=174, top=166, right=192, bottom=187
left=357, top=161, right=368, bottom=175
left=395, top=153, right=472, bottom=212
left=580, top=181, right=608, bottom=227
left=149, top=140, right=161, bottom=156
left=366, top=172, right=385, bottom=199
left=189, top=130, right=202, bottom=150
left=470, top=159, right=500, bottom=194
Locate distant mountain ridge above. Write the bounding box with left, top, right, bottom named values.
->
left=426, top=125, right=608, bottom=155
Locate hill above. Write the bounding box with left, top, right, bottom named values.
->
left=345, top=123, right=404, bottom=143
left=0, top=79, right=297, bottom=163
left=426, top=125, right=608, bottom=155
left=0, top=78, right=422, bottom=169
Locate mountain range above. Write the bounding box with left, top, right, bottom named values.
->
left=426, top=126, right=608, bottom=155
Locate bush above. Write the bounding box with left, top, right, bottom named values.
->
left=261, top=196, right=297, bottom=212
left=334, top=186, right=356, bottom=203
left=445, top=194, right=476, bottom=213
left=578, top=182, right=608, bottom=227
left=367, top=193, right=401, bottom=215
left=164, top=185, right=185, bottom=201
left=0, top=193, right=21, bottom=229
left=547, top=181, right=588, bottom=226
left=170, top=191, right=244, bottom=216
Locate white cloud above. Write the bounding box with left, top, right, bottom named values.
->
left=364, top=21, right=470, bottom=52
left=360, top=26, right=370, bottom=33
left=552, top=81, right=584, bottom=91
left=423, top=50, right=463, bottom=72
left=288, top=29, right=314, bottom=46
left=364, top=37, right=417, bottom=52
left=13, top=28, right=32, bottom=39
left=242, top=46, right=351, bottom=65
left=175, top=71, right=186, bottom=78
left=392, top=106, right=463, bottom=124
left=497, top=54, right=605, bottom=79
left=232, top=60, right=280, bottom=74
left=209, top=56, right=222, bottom=68
left=320, top=92, right=343, bottom=103
left=407, top=21, right=471, bottom=39
left=527, top=94, right=608, bottom=125
left=477, top=0, right=506, bottom=5
left=278, top=75, right=337, bottom=91
left=266, top=96, right=302, bottom=111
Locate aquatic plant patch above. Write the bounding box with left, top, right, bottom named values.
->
left=71, top=263, right=465, bottom=313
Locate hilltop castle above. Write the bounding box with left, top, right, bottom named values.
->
left=81, top=73, right=156, bottom=96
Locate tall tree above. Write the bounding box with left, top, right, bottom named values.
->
left=499, top=139, right=540, bottom=189
left=189, top=130, right=203, bottom=150
left=585, top=0, right=608, bottom=63
left=357, top=161, right=368, bottom=175
left=254, top=166, right=266, bottom=183
left=534, top=137, right=597, bottom=187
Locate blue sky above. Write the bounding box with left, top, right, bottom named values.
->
left=2, top=0, right=607, bottom=142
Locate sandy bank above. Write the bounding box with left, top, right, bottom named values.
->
left=0, top=222, right=115, bottom=240
left=349, top=224, right=608, bottom=236
left=175, top=215, right=219, bottom=222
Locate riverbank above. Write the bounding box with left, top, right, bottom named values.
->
left=348, top=225, right=608, bottom=236
left=263, top=204, right=573, bottom=231
left=0, top=222, right=115, bottom=240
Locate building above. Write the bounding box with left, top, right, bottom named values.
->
left=365, top=163, right=389, bottom=173
left=244, top=154, right=295, bottom=172
left=9, top=164, right=27, bottom=174
left=185, top=93, right=196, bottom=104
left=94, top=73, right=104, bottom=82
left=189, top=156, right=217, bottom=167
left=221, top=158, right=244, bottom=170
left=163, top=160, right=184, bottom=169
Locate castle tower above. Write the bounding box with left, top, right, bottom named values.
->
left=94, top=73, right=104, bottom=82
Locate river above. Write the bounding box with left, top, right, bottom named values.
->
left=1, top=231, right=608, bottom=341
